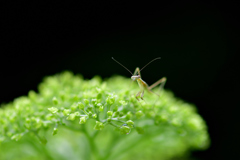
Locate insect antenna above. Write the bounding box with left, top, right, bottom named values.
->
left=139, top=57, right=161, bottom=72
left=112, top=57, right=133, bottom=75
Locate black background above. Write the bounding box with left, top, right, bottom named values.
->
left=1, top=1, right=239, bottom=159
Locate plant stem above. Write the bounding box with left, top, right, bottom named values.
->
left=82, top=126, right=102, bottom=160
left=28, top=132, right=54, bottom=160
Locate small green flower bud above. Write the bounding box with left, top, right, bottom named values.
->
left=93, top=114, right=97, bottom=119
left=25, top=118, right=31, bottom=123
left=146, top=111, right=155, bottom=118
left=71, top=103, right=78, bottom=111
left=136, top=127, right=144, bottom=134
left=43, top=122, right=49, bottom=129
left=48, top=107, right=58, bottom=114
left=28, top=90, right=37, bottom=100
left=74, top=112, right=80, bottom=116
left=106, top=96, right=115, bottom=105
left=11, top=133, right=23, bottom=141
left=45, top=114, right=54, bottom=120
left=83, top=99, right=89, bottom=105
left=77, top=102, right=84, bottom=110
left=9, top=115, right=16, bottom=123
left=24, top=123, right=31, bottom=129
left=96, top=103, right=102, bottom=108
left=169, top=106, right=178, bottom=113
left=59, top=92, right=66, bottom=101
left=63, top=109, right=71, bottom=116
left=113, top=111, right=119, bottom=117
left=126, top=120, right=134, bottom=128
left=79, top=116, right=87, bottom=124
left=187, top=116, right=202, bottom=130
left=52, top=97, right=58, bottom=105
left=34, top=118, right=42, bottom=129
left=107, top=118, right=111, bottom=122
left=52, top=128, right=58, bottom=135
left=136, top=110, right=144, bottom=119
left=126, top=111, right=132, bottom=120
left=99, top=106, right=104, bottom=112
left=94, top=121, right=104, bottom=130
left=119, top=100, right=127, bottom=106
left=87, top=106, right=93, bottom=112
left=171, top=118, right=181, bottom=127
left=113, top=106, right=118, bottom=112
left=158, top=114, right=168, bottom=122
left=96, top=87, right=102, bottom=93
left=96, top=93, right=102, bottom=99
left=124, top=90, right=130, bottom=95
left=91, top=99, right=97, bottom=105
left=73, top=95, right=79, bottom=101
left=107, top=111, right=113, bottom=117
left=130, top=95, right=136, bottom=102
left=66, top=113, right=76, bottom=121
left=119, top=112, right=124, bottom=117
left=120, top=125, right=131, bottom=134
left=88, top=111, right=93, bottom=117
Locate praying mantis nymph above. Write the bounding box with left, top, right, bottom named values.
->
left=112, top=57, right=167, bottom=101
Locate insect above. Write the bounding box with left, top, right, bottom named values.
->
left=112, top=57, right=167, bottom=101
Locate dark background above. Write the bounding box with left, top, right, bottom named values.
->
left=1, top=1, right=239, bottom=159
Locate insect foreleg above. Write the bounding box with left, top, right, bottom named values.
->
left=135, top=91, right=141, bottom=101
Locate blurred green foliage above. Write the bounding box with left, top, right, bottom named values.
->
left=0, top=71, right=209, bottom=160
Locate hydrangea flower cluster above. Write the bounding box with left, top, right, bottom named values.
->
left=0, top=71, right=209, bottom=160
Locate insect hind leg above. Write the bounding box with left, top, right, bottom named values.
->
left=148, top=77, right=167, bottom=108
left=148, top=77, right=167, bottom=96
left=140, top=90, right=144, bottom=100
